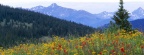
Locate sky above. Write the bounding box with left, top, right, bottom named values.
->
left=0, top=0, right=144, bottom=14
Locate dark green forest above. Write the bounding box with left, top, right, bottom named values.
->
left=0, top=4, right=95, bottom=48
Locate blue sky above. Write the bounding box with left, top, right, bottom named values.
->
left=0, top=0, right=144, bottom=14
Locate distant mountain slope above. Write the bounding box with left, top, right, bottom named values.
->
left=29, top=3, right=109, bottom=27
left=130, top=7, right=144, bottom=20
left=29, top=3, right=144, bottom=28
left=100, top=19, right=144, bottom=32
left=130, top=19, right=144, bottom=31
left=0, top=4, right=95, bottom=47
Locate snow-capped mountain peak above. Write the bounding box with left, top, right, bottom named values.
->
left=132, top=7, right=144, bottom=15
left=101, top=11, right=109, bottom=14
left=137, top=7, right=144, bottom=12
left=28, top=3, right=144, bottom=28
left=130, top=7, right=144, bottom=20
left=31, top=5, right=45, bottom=10
left=95, top=11, right=114, bottom=19
left=49, top=3, right=59, bottom=8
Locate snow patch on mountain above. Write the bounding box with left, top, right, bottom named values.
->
left=130, top=7, right=144, bottom=20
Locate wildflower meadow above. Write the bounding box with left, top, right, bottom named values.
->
left=0, top=30, right=144, bottom=55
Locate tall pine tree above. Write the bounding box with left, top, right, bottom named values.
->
left=112, top=0, right=132, bottom=32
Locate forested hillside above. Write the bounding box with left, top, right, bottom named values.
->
left=131, top=19, right=144, bottom=32
left=0, top=4, right=95, bottom=47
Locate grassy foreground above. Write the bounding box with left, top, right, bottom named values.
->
left=0, top=30, right=144, bottom=55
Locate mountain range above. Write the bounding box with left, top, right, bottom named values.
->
left=29, top=3, right=144, bottom=28
left=30, top=3, right=99, bottom=27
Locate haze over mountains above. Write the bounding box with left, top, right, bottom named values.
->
left=29, top=3, right=144, bottom=28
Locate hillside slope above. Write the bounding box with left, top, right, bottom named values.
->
left=0, top=4, right=95, bottom=47
left=130, top=19, right=144, bottom=32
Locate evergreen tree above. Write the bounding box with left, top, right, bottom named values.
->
left=112, top=0, right=132, bottom=32
left=0, top=4, right=96, bottom=48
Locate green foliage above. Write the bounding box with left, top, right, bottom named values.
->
left=112, top=0, right=132, bottom=32
left=0, top=4, right=95, bottom=48
left=105, top=21, right=119, bottom=34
